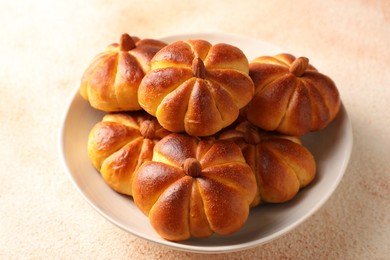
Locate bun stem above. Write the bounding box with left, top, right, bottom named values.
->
left=183, top=158, right=202, bottom=178
left=120, top=33, right=136, bottom=51
left=289, top=57, right=309, bottom=77
left=192, top=57, right=206, bottom=79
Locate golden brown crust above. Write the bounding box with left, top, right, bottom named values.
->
left=149, top=176, right=193, bottom=241
left=188, top=181, right=212, bottom=238
left=87, top=111, right=170, bottom=196
left=132, top=133, right=257, bottom=241
left=80, top=33, right=167, bottom=112
left=138, top=40, right=254, bottom=136
left=244, top=53, right=340, bottom=136
left=204, top=43, right=250, bottom=73
left=218, top=121, right=316, bottom=206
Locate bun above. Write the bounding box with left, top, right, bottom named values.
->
left=243, top=53, right=340, bottom=136
left=87, top=111, right=170, bottom=195
left=138, top=40, right=254, bottom=136
left=80, top=34, right=166, bottom=112
left=132, top=133, right=257, bottom=241
left=219, top=121, right=316, bottom=205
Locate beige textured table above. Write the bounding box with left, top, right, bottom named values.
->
left=1, top=0, right=389, bottom=259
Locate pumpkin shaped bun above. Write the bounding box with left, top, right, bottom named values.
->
left=80, top=33, right=167, bottom=112
left=132, top=133, right=257, bottom=241
left=219, top=121, right=316, bottom=206
left=138, top=40, right=255, bottom=136
left=243, top=53, right=340, bottom=136
left=87, top=111, right=170, bottom=196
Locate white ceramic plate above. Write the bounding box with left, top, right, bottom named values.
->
left=59, top=33, right=353, bottom=253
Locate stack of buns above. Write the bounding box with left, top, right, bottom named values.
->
left=82, top=33, right=340, bottom=241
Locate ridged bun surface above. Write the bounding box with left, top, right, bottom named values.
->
left=244, top=53, right=340, bottom=136
left=87, top=111, right=170, bottom=195
left=132, top=133, right=257, bottom=241
left=219, top=121, right=316, bottom=205
left=138, top=40, right=254, bottom=136
left=80, top=34, right=166, bottom=112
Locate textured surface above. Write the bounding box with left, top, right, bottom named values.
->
left=0, top=0, right=389, bottom=259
